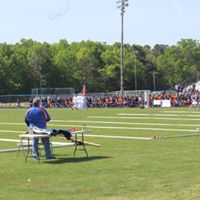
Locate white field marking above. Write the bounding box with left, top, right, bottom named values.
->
left=86, top=134, right=152, bottom=140
left=52, top=120, right=200, bottom=127
left=0, top=133, right=152, bottom=147
left=0, top=138, right=76, bottom=146
left=0, top=134, right=152, bottom=146
left=88, top=116, right=200, bottom=121
left=0, top=149, right=23, bottom=153
left=0, top=143, right=76, bottom=153
left=0, top=124, right=197, bottom=133
left=0, top=130, right=23, bottom=133
left=0, top=135, right=152, bottom=153
left=0, top=120, right=199, bottom=128
left=0, top=138, right=20, bottom=142
left=118, top=113, right=200, bottom=117
left=163, top=111, right=200, bottom=114
left=0, top=122, right=24, bottom=125
left=2, top=131, right=200, bottom=153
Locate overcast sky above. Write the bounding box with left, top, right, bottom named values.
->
left=0, top=0, right=199, bottom=47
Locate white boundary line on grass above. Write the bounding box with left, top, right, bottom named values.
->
left=0, top=138, right=77, bottom=146
left=1, top=120, right=200, bottom=127
left=0, top=138, right=20, bottom=142
left=0, top=138, right=77, bottom=153
left=0, top=134, right=152, bottom=153
left=0, top=120, right=199, bottom=132
left=88, top=116, right=200, bottom=121
left=0, top=129, right=22, bottom=133
left=86, top=134, right=152, bottom=140
left=0, top=125, right=197, bottom=132
left=0, top=122, right=24, bottom=125
left=0, top=134, right=152, bottom=144
left=53, top=120, right=200, bottom=127
left=0, top=144, right=76, bottom=153
left=162, top=111, right=200, bottom=114
left=0, top=133, right=153, bottom=141
left=118, top=113, right=200, bottom=117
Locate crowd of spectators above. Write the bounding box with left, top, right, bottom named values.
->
left=3, top=81, right=200, bottom=108
left=149, top=92, right=200, bottom=107
left=27, top=94, right=192, bottom=109
left=21, top=81, right=200, bottom=109
left=32, top=90, right=200, bottom=109
left=33, top=95, right=144, bottom=108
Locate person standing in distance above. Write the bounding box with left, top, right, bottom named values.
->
left=24, top=98, right=54, bottom=160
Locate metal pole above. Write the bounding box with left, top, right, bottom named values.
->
left=117, top=0, right=128, bottom=96
left=153, top=70, right=156, bottom=91
left=120, top=10, right=124, bottom=96
left=134, top=64, right=137, bottom=90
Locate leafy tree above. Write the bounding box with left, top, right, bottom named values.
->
left=74, top=41, right=104, bottom=92
left=157, top=39, right=200, bottom=88
left=0, top=43, right=14, bottom=94
left=1, top=38, right=200, bottom=94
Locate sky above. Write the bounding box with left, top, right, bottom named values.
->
left=0, top=0, right=200, bottom=47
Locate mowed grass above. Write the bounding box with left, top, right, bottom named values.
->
left=1, top=107, right=200, bottom=200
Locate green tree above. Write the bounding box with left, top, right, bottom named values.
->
left=75, top=41, right=104, bottom=93
left=157, top=39, right=200, bottom=87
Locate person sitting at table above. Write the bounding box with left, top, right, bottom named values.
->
left=24, top=98, right=72, bottom=160
left=24, top=98, right=55, bottom=160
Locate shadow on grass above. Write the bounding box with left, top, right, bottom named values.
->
left=44, top=156, right=112, bottom=164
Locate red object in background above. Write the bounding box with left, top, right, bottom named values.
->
left=82, top=79, right=87, bottom=96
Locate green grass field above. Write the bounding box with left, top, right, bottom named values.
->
left=1, top=107, right=200, bottom=200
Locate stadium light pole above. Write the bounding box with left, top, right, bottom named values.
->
left=117, top=0, right=128, bottom=96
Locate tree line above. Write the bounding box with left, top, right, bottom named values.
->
left=0, top=38, right=200, bottom=95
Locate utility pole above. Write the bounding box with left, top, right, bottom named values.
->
left=134, top=64, right=137, bottom=90
left=153, top=70, right=158, bottom=91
